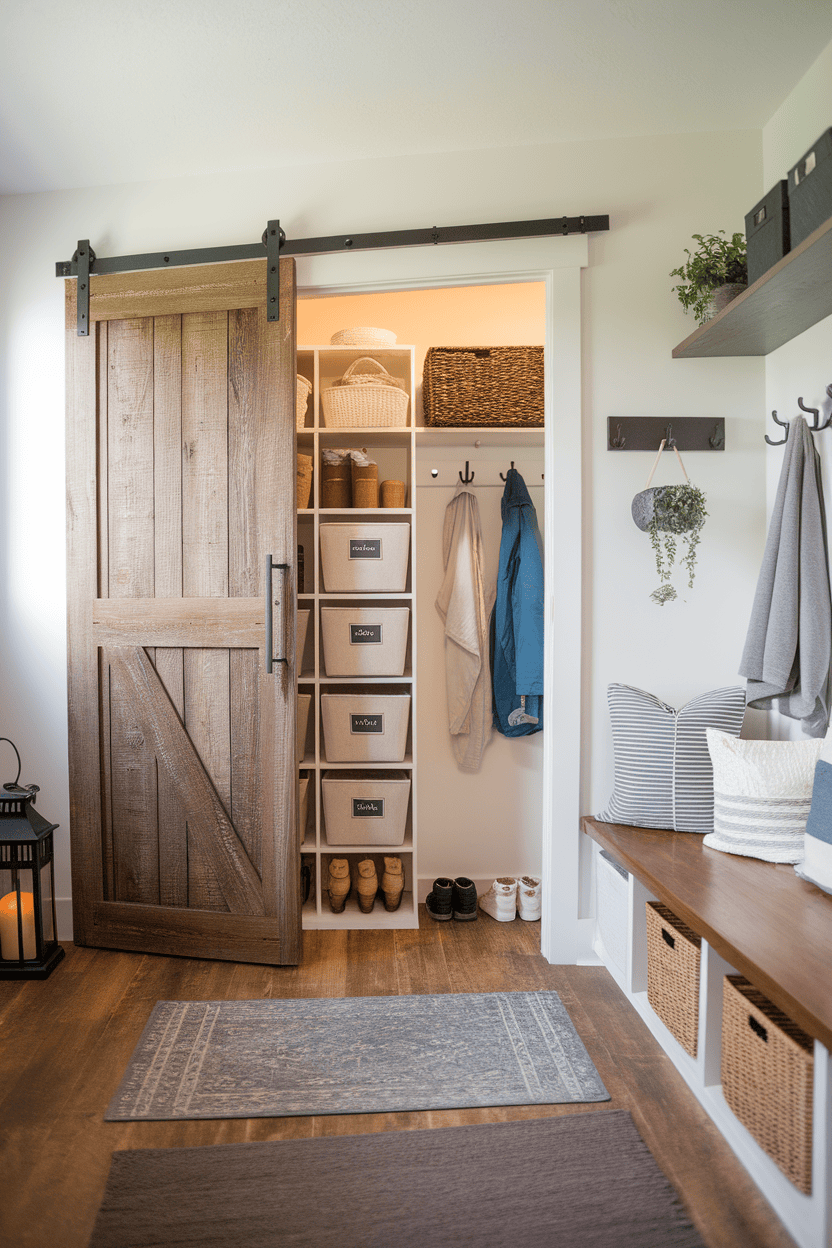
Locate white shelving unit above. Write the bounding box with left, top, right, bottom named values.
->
left=590, top=840, right=832, bottom=1248
left=297, top=345, right=419, bottom=930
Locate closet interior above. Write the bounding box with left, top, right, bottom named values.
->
left=295, top=283, right=546, bottom=930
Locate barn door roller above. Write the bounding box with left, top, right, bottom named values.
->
left=58, top=213, right=610, bottom=335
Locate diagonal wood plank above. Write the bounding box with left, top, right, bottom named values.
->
left=110, top=647, right=265, bottom=916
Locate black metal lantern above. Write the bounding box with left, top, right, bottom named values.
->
left=0, top=739, right=64, bottom=979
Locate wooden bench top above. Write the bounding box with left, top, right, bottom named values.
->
left=582, top=817, right=832, bottom=1051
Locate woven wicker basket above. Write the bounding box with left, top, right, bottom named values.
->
left=296, top=453, right=313, bottom=510
left=422, top=346, right=544, bottom=427
left=330, top=327, right=397, bottom=347
left=645, top=901, right=701, bottom=1057
left=322, top=358, right=409, bottom=428
left=296, top=375, right=312, bottom=430
left=722, top=975, right=814, bottom=1193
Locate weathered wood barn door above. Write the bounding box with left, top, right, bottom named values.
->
left=65, top=258, right=300, bottom=965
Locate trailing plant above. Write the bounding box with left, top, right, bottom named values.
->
left=647, top=484, right=708, bottom=605
left=670, top=231, right=747, bottom=325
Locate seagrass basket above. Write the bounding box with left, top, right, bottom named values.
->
left=322, top=358, right=409, bottom=428
left=422, top=346, right=544, bottom=427
left=296, top=453, right=313, bottom=510
left=645, top=901, right=701, bottom=1057
left=330, top=327, right=397, bottom=347
left=296, top=375, right=312, bottom=430
left=722, top=975, right=814, bottom=1193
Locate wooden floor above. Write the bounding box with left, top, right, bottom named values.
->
left=1, top=912, right=798, bottom=1248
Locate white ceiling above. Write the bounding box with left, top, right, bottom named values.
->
left=1, top=0, right=831, bottom=195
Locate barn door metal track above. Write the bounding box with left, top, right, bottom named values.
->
left=57, top=213, right=610, bottom=335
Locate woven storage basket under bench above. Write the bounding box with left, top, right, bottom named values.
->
left=422, top=346, right=543, bottom=427
left=645, top=901, right=702, bottom=1057
left=722, top=974, right=814, bottom=1193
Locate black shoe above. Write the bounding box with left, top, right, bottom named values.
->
left=453, top=877, right=478, bottom=921
left=425, top=877, right=454, bottom=921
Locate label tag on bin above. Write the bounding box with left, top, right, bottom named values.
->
left=350, top=623, right=382, bottom=644
left=352, top=798, right=385, bottom=817
left=350, top=714, right=384, bottom=734
left=349, top=538, right=382, bottom=560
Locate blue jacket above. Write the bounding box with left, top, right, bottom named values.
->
left=490, top=468, right=544, bottom=736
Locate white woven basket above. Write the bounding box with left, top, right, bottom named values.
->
left=322, top=358, right=409, bottom=428
left=330, top=327, right=397, bottom=347
left=296, top=375, right=312, bottom=430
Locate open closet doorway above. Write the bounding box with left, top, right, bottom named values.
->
left=293, top=236, right=586, bottom=964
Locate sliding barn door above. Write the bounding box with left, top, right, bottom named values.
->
left=65, top=259, right=300, bottom=965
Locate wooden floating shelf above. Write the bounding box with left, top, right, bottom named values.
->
left=672, top=214, right=832, bottom=358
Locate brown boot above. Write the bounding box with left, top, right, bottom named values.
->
left=356, top=858, right=378, bottom=913
left=327, top=858, right=351, bottom=913
left=381, top=856, right=404, bottom=912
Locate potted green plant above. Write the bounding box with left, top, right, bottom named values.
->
left=670, top=231, right=748, bottom=325
left=632, top=482, right=708, bottom=606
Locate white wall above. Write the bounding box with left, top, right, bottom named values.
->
left=0, top=126, right=766, bottom=934
left=762, top=40, right=832, bottom=742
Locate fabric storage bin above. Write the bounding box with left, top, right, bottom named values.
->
left=645, top=901, right=701, bottom=1057
left=320, top=608, right=409, bottom=676
left=787, top=128, right=832, bottom=250
left=722, top=975, right=814, bottom=1193
left=422, top=346, right=544, bottom=427
left=596, top=850, right=629, bottom=975
left=321, top=693, right=411, bottom=762
left=298, top=775, right=309, bottom=840
left=320, top=523, right=410, bottom=592
left=745, top=181, right=790, bottom=285
left=296, top=609, right=311, bottom=671
left=322, top=770, right=411, bottom=845
left=297, top=693, right=312, bottom=759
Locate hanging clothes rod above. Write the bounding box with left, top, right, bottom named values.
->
left=765, top=386, right=832, bottom=445
left=57, top=212, right=610, bottom=335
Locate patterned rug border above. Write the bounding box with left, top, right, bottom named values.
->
left=106, top=990, right=610, bottom=1121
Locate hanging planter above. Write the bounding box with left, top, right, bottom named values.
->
left=632, top=441, right=708, bottom=605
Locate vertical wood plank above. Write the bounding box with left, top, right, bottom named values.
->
left=106, top=318, right=159, bottom=905
left=153, top=315, right=188, bottom=907
left=96, top=325, right=115, bottom=901
left=65, top=286, right=104, bottom=944
left=182, top=310, right=230, bottom=911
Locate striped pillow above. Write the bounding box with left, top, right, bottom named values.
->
left=703, top=730, right=822, bottom=863
left=597, top=684, right=746, bottom=833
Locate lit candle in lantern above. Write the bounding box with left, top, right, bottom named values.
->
left=0, top=890, right=36, bottom=960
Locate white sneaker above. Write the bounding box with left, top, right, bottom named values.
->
left=517, top=875, right=541, bottom=921
left=478, top=877, right=518, bottom=921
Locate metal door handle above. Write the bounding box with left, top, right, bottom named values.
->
left=265, top=555, right=291, bottom=674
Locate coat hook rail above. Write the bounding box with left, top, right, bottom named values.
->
left=607, top=416, right=725, bottom=451
left=766, top=387, right=832, bottom=443
left=499, top=461, right=516, bottom=481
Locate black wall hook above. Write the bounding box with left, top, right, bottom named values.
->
left=765, top=410, right=790, bottom=446
left=499, top=461, right=516, bottom=481
left=459, top=461, right=475, bottom=484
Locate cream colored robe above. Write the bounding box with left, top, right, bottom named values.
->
left=435, top=482, right=494, bottom=772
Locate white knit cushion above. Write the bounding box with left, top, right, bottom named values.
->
left=795, top=724, right=832, bottom=893
left=597, top=684, right=746, bottom=833
left=703, top=730, right=822, bottom=863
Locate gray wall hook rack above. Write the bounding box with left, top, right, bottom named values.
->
left=607, top=416, right=725, bottom=452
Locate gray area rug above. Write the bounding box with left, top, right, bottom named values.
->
left=105, top=990, right=609, bottom=1120
left=88, top=1111, right=704, bottom=1248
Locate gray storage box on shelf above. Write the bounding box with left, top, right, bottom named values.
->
left=322, top=770, right=411, bottom=845
left=645, top=901, right=702, bottom=1057
left=596, top=849, right=629, bottom=975
left=297, top=693, right=312, bottom=760
left=788, top=128, right=832, bottom=249
left=745, top=180, right=790, bottom=285
left=722, top=974, right=814, bottom=1194
left=320, top=523, right=410, bottom=593
left=320, top=607, right=409, bottom=676
left=321, top=693, right=411, bottom=762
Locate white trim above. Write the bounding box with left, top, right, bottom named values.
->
left=296, top=236, right=588, bottom=964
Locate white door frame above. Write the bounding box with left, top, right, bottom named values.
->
left=296, top=236, right=587, bottom=963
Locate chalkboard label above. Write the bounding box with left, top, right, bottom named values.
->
left=350, top=713, right=384, bottom=734
left=349, top=538, right=382, bottom=560
left=352, top=798, right=385, bottom=818
left=349, top=623, right=382, bottom=645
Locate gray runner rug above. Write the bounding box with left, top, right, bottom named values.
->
left=105, top=990, right=609, bottom=1120
left=88, top=1111, right=704, bottom=1248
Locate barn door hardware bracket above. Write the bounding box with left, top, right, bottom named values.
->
left=607, top=416, right=725, bottom=452
left=74, top=241, right=94, bottom=337
left=57, top=213, right=609, bottom=333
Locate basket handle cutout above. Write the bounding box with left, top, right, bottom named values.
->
left=661, top=928, right=675, bottom=949
left=748, top=1014, right=768, bottom=1043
